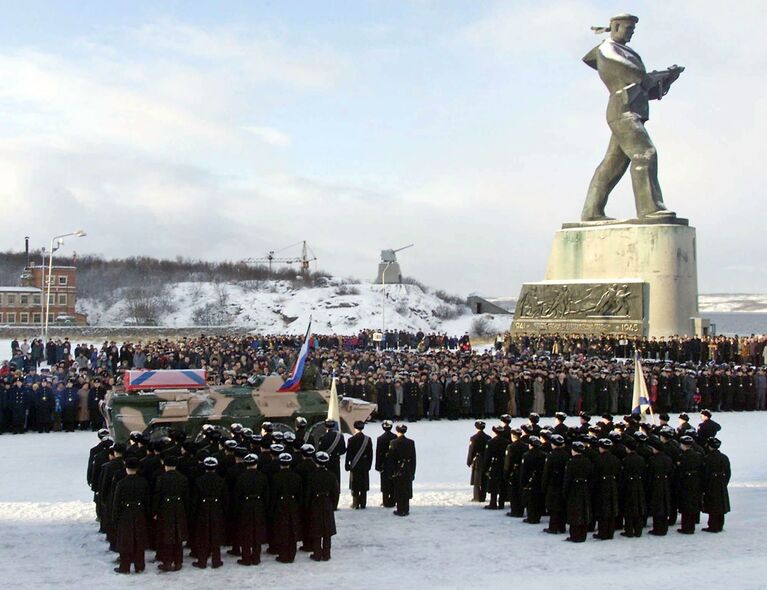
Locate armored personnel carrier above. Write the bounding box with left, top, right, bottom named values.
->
left=102, top=369, right=376, bottom=443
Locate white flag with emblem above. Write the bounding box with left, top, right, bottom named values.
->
left=631, top=353, right=652, bottom=421
left=326, top=375, right=340, bottom=429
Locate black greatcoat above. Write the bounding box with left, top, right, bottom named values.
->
left=542, top=447, right=569, bottom=514
left=293, top=457, right=316, bottom=540
left=676, top=449, right=704, bottom=513
left=234, top=469, right=270, bottom=546
left=593, top=452, right=621, bottom=519
left=402, top=381, right=419, bottom=419
left=703, top=450, right=731, bottom=515
left=386, top=435, right=416, bottom=499
left=305, top=467, right=339, bottom=538
left=317, top=430, right=347, bottom=484
left=376, top=429, right=397, bottom=487
left=112, top=474, right=150, bottom=554
left=345, top=432, right=373, bottom=492
left=519, top=447, right=546, bottom=514
left=270, top=469, right=303, bottom=545
left=99, top=458, right=126, bottom=537
left=376, top=431, right=397, bottom=472
left=225, top=462, right=245, bottom=542
left=294, top=456, right=317, bottom=486
left=563, top=455, right=593, bottom=526
left=33, top=390, right=54, bottom=426
left=88, top=440, right=112, bottom=491
left=152, top=470, right=190, bottom=545
left=376, top=382, right=396, bottom=419
left=646, top=452, right=673, bottom=518
left=697, top=419, right=721, bottom=442
left=483, top=435, right=509, bottom=495
left=504, top=439, right=527, bottom=509
left=191, top=471, right=228, bottom=550
left=620, top=453, right=646, bottom=518
left=467, top=431, right=491, bottom=486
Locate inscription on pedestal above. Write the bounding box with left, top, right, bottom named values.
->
left=511, top=281, right=646, bottom=336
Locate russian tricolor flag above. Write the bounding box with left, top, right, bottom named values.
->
left=278, top=318, right=313, bottom=392
left=631, top=352, right=652, bottom=421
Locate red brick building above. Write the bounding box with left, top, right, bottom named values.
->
left=0, top=286, right=43, bottom=326
left=0, top=264, right=87, bottom=326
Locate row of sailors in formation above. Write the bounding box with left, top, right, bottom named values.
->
left=88, top=417, right=417, bottom=574
left=88, top=426, right=341, bottom=574
left=467, top=410, right=730, bottom=542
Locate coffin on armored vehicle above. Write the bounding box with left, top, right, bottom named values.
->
left=102, top=370, right=376, bottom=443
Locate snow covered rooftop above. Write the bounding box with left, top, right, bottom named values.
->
left=0, top=286, right=41, bottom=293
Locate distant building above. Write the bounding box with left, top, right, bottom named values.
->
left=0, top=264, right=87, bottom=326
left=0, top=286, right=43, bottom=326
left=466, top=296, right=512, bottom=315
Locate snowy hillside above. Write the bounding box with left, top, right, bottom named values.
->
left=699, top=294, right=767, bottom=313
left=77, top=278, right=511, bottom=336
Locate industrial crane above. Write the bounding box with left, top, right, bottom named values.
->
left=243, top=240, right=317, bottom=273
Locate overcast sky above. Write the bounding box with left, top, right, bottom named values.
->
left=0, top=1, right=764, bottom=297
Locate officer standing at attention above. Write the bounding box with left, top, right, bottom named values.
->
left=233, top=453, right=269, bottom=566
left=376, top=420, right=397, bottom=508
left=387, top=424, right=417, bottom=516
left=676, top=435, right=704, bottom=534
left=191, top=457, right=228, bottom=569
left=112, top=456, right=149, bottom=574
left=345, top=420, right=373, bottom=509
left=702, top=437, right=730, bottom=533
left=563, top=441, right=593, bottom=543
left=467, top=420, right=490, bottom=502
left=305, top=451, right=339, bottom=561
left=317, top=419, right=346, bottom=510
left=152, top=454, right=190, bottom=572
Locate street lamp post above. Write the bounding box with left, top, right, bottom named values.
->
left=39, top=246, right=50, bottom=338
left=43, top=230, right=86, bottom=340
left=381, top=261, right=392, bottom=349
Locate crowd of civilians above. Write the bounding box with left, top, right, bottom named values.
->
left=1, top=331, right=766, bottom=434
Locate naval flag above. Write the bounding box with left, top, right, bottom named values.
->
left=631, top=352, right=653, bottom=422
left=326, top=375, right=340, bottom=431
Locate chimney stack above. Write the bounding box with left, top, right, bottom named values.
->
left=24, top=236, right=29, bottom=267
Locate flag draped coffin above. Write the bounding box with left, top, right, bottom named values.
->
left=124, top=369, right=207, bottom=392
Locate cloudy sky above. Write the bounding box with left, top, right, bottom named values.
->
left=0, top=0, right=764, bottom=296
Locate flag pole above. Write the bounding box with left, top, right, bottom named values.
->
left=636, top=348, right=656, bottom=425
left=327, top=371, right=340, bottom=431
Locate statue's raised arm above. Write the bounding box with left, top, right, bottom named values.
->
left=643, top=65, right=685, bottom=101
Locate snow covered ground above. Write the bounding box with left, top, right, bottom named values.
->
left=0, top=414, right=765, bottom=589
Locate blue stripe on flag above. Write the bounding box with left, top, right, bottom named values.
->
left=131, top=371, right=156, bottom=385
left=181, top=370, right=206, bottom=385
left=278, top=319, right=312, bottom=392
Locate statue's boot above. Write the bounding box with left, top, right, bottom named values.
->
left=643, top=209, right=676, bottom=219
left=581, top=212, right=616, bottom=222
left=582, top=184, right=617, bottom=222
